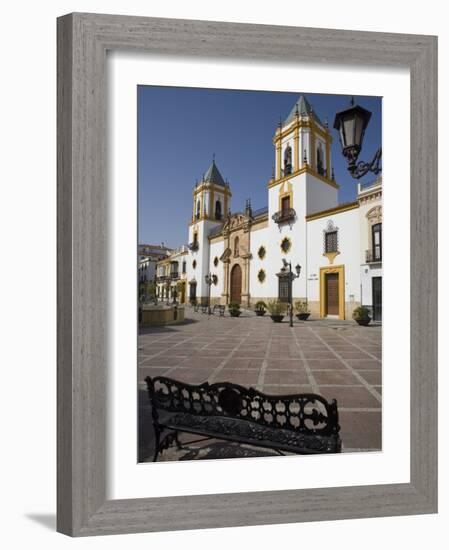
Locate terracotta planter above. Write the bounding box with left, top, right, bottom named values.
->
left=355, top=317, right=371, bottom=326
left=270, top=315, right=284, bottom=323
left=296, top=313, right=310, bottom=321
left=255, top=310, right=266, bottom=316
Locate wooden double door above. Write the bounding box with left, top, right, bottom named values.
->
left=230, top=264, right=242, bottom=304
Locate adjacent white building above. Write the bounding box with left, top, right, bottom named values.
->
left=156, top=95, right=382, bottom=320
left=138, top=244, right=172, bottom=284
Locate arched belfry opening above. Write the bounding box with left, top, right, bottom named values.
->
left=215, top=199, right=222, bottom=220
left=284, top=143, right=292, bottom=175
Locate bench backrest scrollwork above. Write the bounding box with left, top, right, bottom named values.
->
left=145, top=376, right=340, bottom=437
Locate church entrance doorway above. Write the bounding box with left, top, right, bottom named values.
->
left=230, top=264, right=242, bottom=304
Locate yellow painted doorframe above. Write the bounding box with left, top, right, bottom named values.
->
left=319, top=265, right=345, bottom=320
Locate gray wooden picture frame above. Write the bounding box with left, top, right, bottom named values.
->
left=57, top=12, right=438, bottom=537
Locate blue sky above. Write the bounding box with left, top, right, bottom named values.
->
left=138, top=87, right=381, bottom=248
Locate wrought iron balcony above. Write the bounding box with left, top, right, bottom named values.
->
left=156, top=275, right=168, bottom=282
left=170, top=272, right=179, bottom=280
left=365, top=249, right=382, bottom=263
left=272, top=208, right=296, bottom=225
left=188, top=241, right=199, bottom=251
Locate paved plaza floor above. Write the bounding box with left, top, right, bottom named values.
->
left=138, top=308, right=382, bottom=461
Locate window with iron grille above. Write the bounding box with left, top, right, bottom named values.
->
left=325, top=230, right=338, bottom=253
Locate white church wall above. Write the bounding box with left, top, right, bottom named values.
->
left=248, top=224, right=270, bottom=302
left=209, top=238, right=225, bottom=302
left=305, top=175, right=339, bottom=215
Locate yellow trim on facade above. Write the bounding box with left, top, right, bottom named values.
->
left=273, top=119, right=332, bottom=144
left=278, top=181, right=293, bottom=212
left=294, top=126, right=299, bottom=171
left=267, top=166, right=339, bottom=190
left=323, top=251, right=340, bottom=265
left=306, top=201, right=359, bottom=221
left=276, top=142, right=282, bottom=180
left=319, top=265, right=345, bottom=320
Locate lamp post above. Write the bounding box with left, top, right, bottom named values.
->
left=282, top=259, right=301, bottom=328
left=205, top=273, right=214, bottom=315
left=333, top=98, right=382, bottom=179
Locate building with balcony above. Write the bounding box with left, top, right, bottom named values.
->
left=155, top=245, right=189, bottom=303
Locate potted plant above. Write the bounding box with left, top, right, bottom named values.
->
left=254, top=301, right=267, bottom=316
left=294, top=300, right=311, bottom=321
left=228, top=302, right=241, bottom=317
left=267, top=300, right=287, bottom=322
left=352, top=305, right=371, bottom=326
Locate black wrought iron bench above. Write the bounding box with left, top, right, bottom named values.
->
left=145, top=376, right=341, bottom=461
left=212, top=304, right=225, bottom=316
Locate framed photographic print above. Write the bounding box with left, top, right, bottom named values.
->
left=57, top=13, right=437, bottom=536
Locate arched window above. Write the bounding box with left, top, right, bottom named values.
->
left=317, top=142, right=324, bottom=176
left=196, top=199, right=201, bottom=219
left=234, top=236, right=239, bottom=257
left=215, top=199, right=222, bottom=220
left=284, top=144, right=292, bottom=175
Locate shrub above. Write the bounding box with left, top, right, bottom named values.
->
left=254, top=301, right=267, bottom=311
left=294, top=300, right=310, bottom=314
left=267, top=299, right=287, bottom=315
left=228, top=302, right=241, bottom=311
left=352, top=305, right=371, bottom=320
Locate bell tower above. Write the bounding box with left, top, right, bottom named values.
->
left=187, top=158, right=231, bottom=303
left=191, top=157, right=231, bottom=223
left=266, top=95, right=340, bottom=303
left=272, top=95, right=335, bottom=183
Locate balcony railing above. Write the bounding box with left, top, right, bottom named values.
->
left=365, top=249, right=382, bottom=263
left=188, top=241, right=199, bottom=251
left=272, top=208, right=296, bottom=225
left=170, top=272, right=179, bottom=280
left=156, top=275, right=168, bottom=282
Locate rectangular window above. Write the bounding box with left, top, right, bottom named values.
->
left=372, top=223, right=382, bottom=261
left=325, top=230, right=338, bottom=253
left=278, top=277, right=290, bottom=303
left=281, top=195, right=290, bottom=212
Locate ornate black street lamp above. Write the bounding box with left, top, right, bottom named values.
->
left=282, top=259, right=301, bottom=328
left=205, top=273, right=214, bottom=315
left=333, top=98, right=382, bottom=179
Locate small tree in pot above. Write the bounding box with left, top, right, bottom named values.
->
left=294, top=300, right=311, bottom=321
left=352, top=305, right=371, bottom=326
left=267, top=299, right=287, bottom=322
left=254, top=301, right=267, bottom=316
left=228, top=302, right=241, bottom=317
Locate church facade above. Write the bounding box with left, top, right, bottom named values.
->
left=156, top=95, right=382, bottom=321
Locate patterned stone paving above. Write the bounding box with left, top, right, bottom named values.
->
left=138, top=308, right=382, bottom=461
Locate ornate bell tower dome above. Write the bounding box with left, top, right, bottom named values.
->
left=191, top=156, right=231, bottom=223
left=187, top=157, right=232, bottom=304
